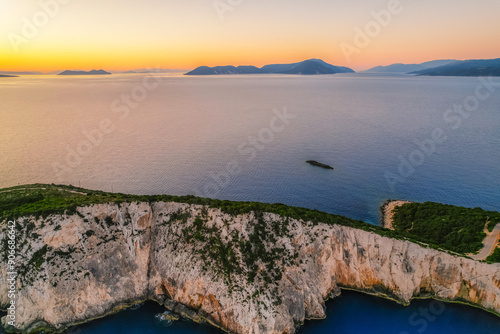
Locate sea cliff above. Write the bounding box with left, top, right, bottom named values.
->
left=1, top=201, right=499, bottom=333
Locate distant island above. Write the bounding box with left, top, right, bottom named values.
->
left=411, top=58, right=500, bottom=76
left=306, top=160, right=334, bottom=170
left=0, top=74, right=18, bottom=78
left=185, top=59, right=355, bottom=75
left=58, top=69, right=111, bottom=75
left=365, top=58, right=500, bottom=77
left=0, top=71, right=42, bottom=75
left=365, top=59, right=456, bottom=73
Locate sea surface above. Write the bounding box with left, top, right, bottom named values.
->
left=1, top=73, right=500, bottom=333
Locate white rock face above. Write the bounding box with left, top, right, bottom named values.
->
left=1, top=202, right=499, bottom=333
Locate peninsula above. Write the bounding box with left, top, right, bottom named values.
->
left=1, top=185, right=499, bottom=333
left=381, top=200, right=500, bottom=261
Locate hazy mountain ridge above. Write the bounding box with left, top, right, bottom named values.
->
left=122, top=68, right=187, bottom=73
left=58, top=69, right=112, bottom=75
left=365, top=59, right=456, bottom=73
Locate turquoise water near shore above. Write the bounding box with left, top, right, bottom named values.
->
left=303, top=291, right=500, bottom=334
left=1, top=73, right=500, bottom=332
left=70, top=291, right=500, bottom=334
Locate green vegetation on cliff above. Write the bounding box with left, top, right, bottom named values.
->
left=1, top=184, right=499, bottom=263
left=392, top=202, right=500, bottom=254
left=0, top=184, right=148, bottom=219
left=0, top=184, right=402, bottom=239
left=487, top=246, right=500, bottom=264
left=1, top=184, right=500, bottom=334
left=168, top=209, right=294, bottom=299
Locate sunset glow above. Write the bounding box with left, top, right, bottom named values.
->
left=1, top=0, right=500, bottom=72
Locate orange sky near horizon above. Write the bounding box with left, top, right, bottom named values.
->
left=1, top=0, right=500, bottom=72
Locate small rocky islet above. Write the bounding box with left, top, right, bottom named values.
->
left=306, top=160, right=334, bottom=170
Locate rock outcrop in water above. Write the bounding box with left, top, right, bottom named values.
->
left=306, top=160, right=334, bottom=170
left=1, top=202, right=499, bottom=333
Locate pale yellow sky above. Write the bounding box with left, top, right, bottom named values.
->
left=1, top=0, right=499, bottom=72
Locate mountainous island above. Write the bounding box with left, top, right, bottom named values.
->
left=1, top=184, right=499, bottom=333
left=58, top=69, right=111, bottom=76
left=365, top=59, right=456, bottom=73
left=185, top=59, right=355, bottom=75
left=411, top=58, right=500, bottom=76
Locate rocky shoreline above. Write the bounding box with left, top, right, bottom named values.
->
left=1, top=201, right=500, bottom=333
left=380, top=200, right=412, bottom=230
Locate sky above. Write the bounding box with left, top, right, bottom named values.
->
left=1, top=0, right=500, bottom=72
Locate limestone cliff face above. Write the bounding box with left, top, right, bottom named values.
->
left=1, top=202, right=499, bottom=333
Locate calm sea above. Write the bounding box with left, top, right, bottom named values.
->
left=1, top=73, right=499, bottom=333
